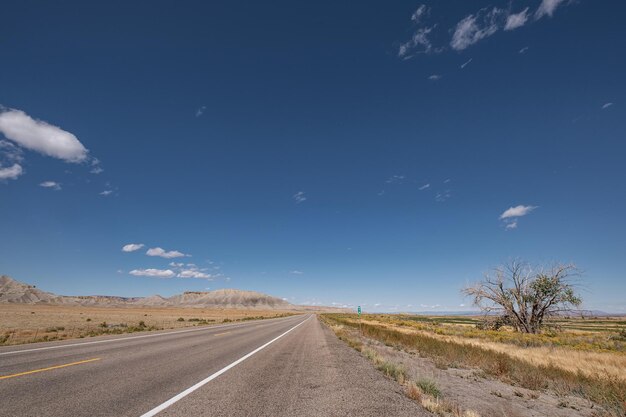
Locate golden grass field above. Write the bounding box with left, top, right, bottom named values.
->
left=322, top=313, right=626, bottom=416
left=0, top=304, right=296, bottom=345
left=358, top=316, right=626, bottom=380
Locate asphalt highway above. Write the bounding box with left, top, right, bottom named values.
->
left=0, top=314, right=428, bottom=417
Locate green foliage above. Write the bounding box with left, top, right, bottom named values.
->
left=376, top=360, right=406, bottom=384
left=415, top=379, right=441, bottom=398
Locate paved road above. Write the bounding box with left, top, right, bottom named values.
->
left=0, top=314, right=428, bottom=417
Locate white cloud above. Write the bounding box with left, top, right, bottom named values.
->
left=460, top=58, right=473, bottom=69
left=293, top=191, right=307, bottom=204
left=535, top=0, right=567, bottom=19
left=177, top=269, right=213, bottom=279
left=428, top=74, right=442, bottom=81
left=0, top=140, right=24, bottom=163
left=169, top=262, right=185, bottom=267
left=289, top=270, right=304, bottom=275
left=505, top=8, right=530, bottom=31
left=39, top=181, right=61, bottom=190
left=505, top=220, right=518, bottom=230
left=195, top=106, right=207, bottom=117
left=100, top=190, right=113, bottom=196
left=499, top=204, right=538, bottom=219
left=451, top=8, right=503, bottom=51
left=90, top=158, right=103, bottom=174
left=602, top=102, right=613, bottom=109
left=122, top=243, right=144, bottom=252
left=399, top=26, right=436, bottom=57
left=129, top=268, right=175, bottom=278
left=146, top=247, right=188, bottom=259
left=0, top=163, right=23, bottom=180
left=519, top=46, right=530, bottom=54
left=0, top=108, right=88, bottom=162
left=419, top=183, right=430, bottom=190
left=411, top=5, right=428, bottom=23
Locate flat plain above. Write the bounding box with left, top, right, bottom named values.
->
left=0, top=304, right=295, bottom=345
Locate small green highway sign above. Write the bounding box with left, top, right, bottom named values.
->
left=357, top=306, right=361, bottom=315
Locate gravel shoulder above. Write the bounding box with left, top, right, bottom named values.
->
left=162, top=315, right=431, bottom=417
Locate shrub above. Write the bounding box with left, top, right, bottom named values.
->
left=376, top=360, right=406, bottom=384
left=415, top=378, right=441, bottom=398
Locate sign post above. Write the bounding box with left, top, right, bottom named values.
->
left=357, top=305, right=362, bottom=336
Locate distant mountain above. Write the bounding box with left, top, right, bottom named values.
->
left=0, top=275, right=337, bottom=311
left=0, top=276, right=57, bottom=303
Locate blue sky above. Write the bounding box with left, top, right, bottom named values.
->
left=1, top=0, right=624, bottom=313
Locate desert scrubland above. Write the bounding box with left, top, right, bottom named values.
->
left=0, top=304, right=295, bottom=345
left=322, top=313, right=626, bottom=417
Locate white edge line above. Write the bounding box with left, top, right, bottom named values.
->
left=139, top=315, right=311, bottom=417
left=0, top=315, right=303, bottom=356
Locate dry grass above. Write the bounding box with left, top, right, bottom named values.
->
left=367, top=314, right=626, bottom=353
left=322, top=314, right=626, bottom=416
left=358, top=317, right=626, bottom=381
left=0, top=304, right=295, bottom=345
left=323, top=318, right=482, bottom=417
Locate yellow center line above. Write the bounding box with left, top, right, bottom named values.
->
left=0, top=358, right=101, bottom=381
left=213, top=331, right=231, bottom=337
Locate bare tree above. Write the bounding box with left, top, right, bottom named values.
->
left=462, top=260, right=582, bottom=333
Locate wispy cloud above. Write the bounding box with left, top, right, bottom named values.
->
left=146, top=247, right=189, bottom=259
left=0, top=140, right=24, bottom=163
left=460, top=58, right=473, bottom=69
left=398, top=5, right=438, bottom=58
left=90, top=158, right=103, bottom=174
left=100, top=190, right=113, bottom=196
left=195, top=106, right=207, bottom=117
left=399, top=26, right=436, bottom=57
left=411, top=4, right=428, bottom=23
left=535, top=0, right=568, bottom=19
left=0, top=164, right=23, bottom=180
left=419, top=183, right=430, bottom=190
left=39, top=181, right=61, bottom=190
left=129, top=268, right=175, bottom=278
left=451, top=7, right=503, bottom=51
left=505, top=7, right=530, bottom=31
left=399, top=1, right=572, bottom=57
left=519, top=46, right=530, bottom=54
left=293, top=191, right=307, bottom=204
left=122, top=243, right=144, bottom=252
left=0, top=108, right=88, bottom=162
left=289, top=270, right=304, bottom=275
left=386, top=175, right=406, bottom=184
left=428, top=74, right=442, bottom=81
left=435, top=190, right=451, bottom=202
left=602, top=102, right=613, bottom=109
left=505, top=220, right=518, bottom=230
left=500, top=204, right=538, bottom=219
